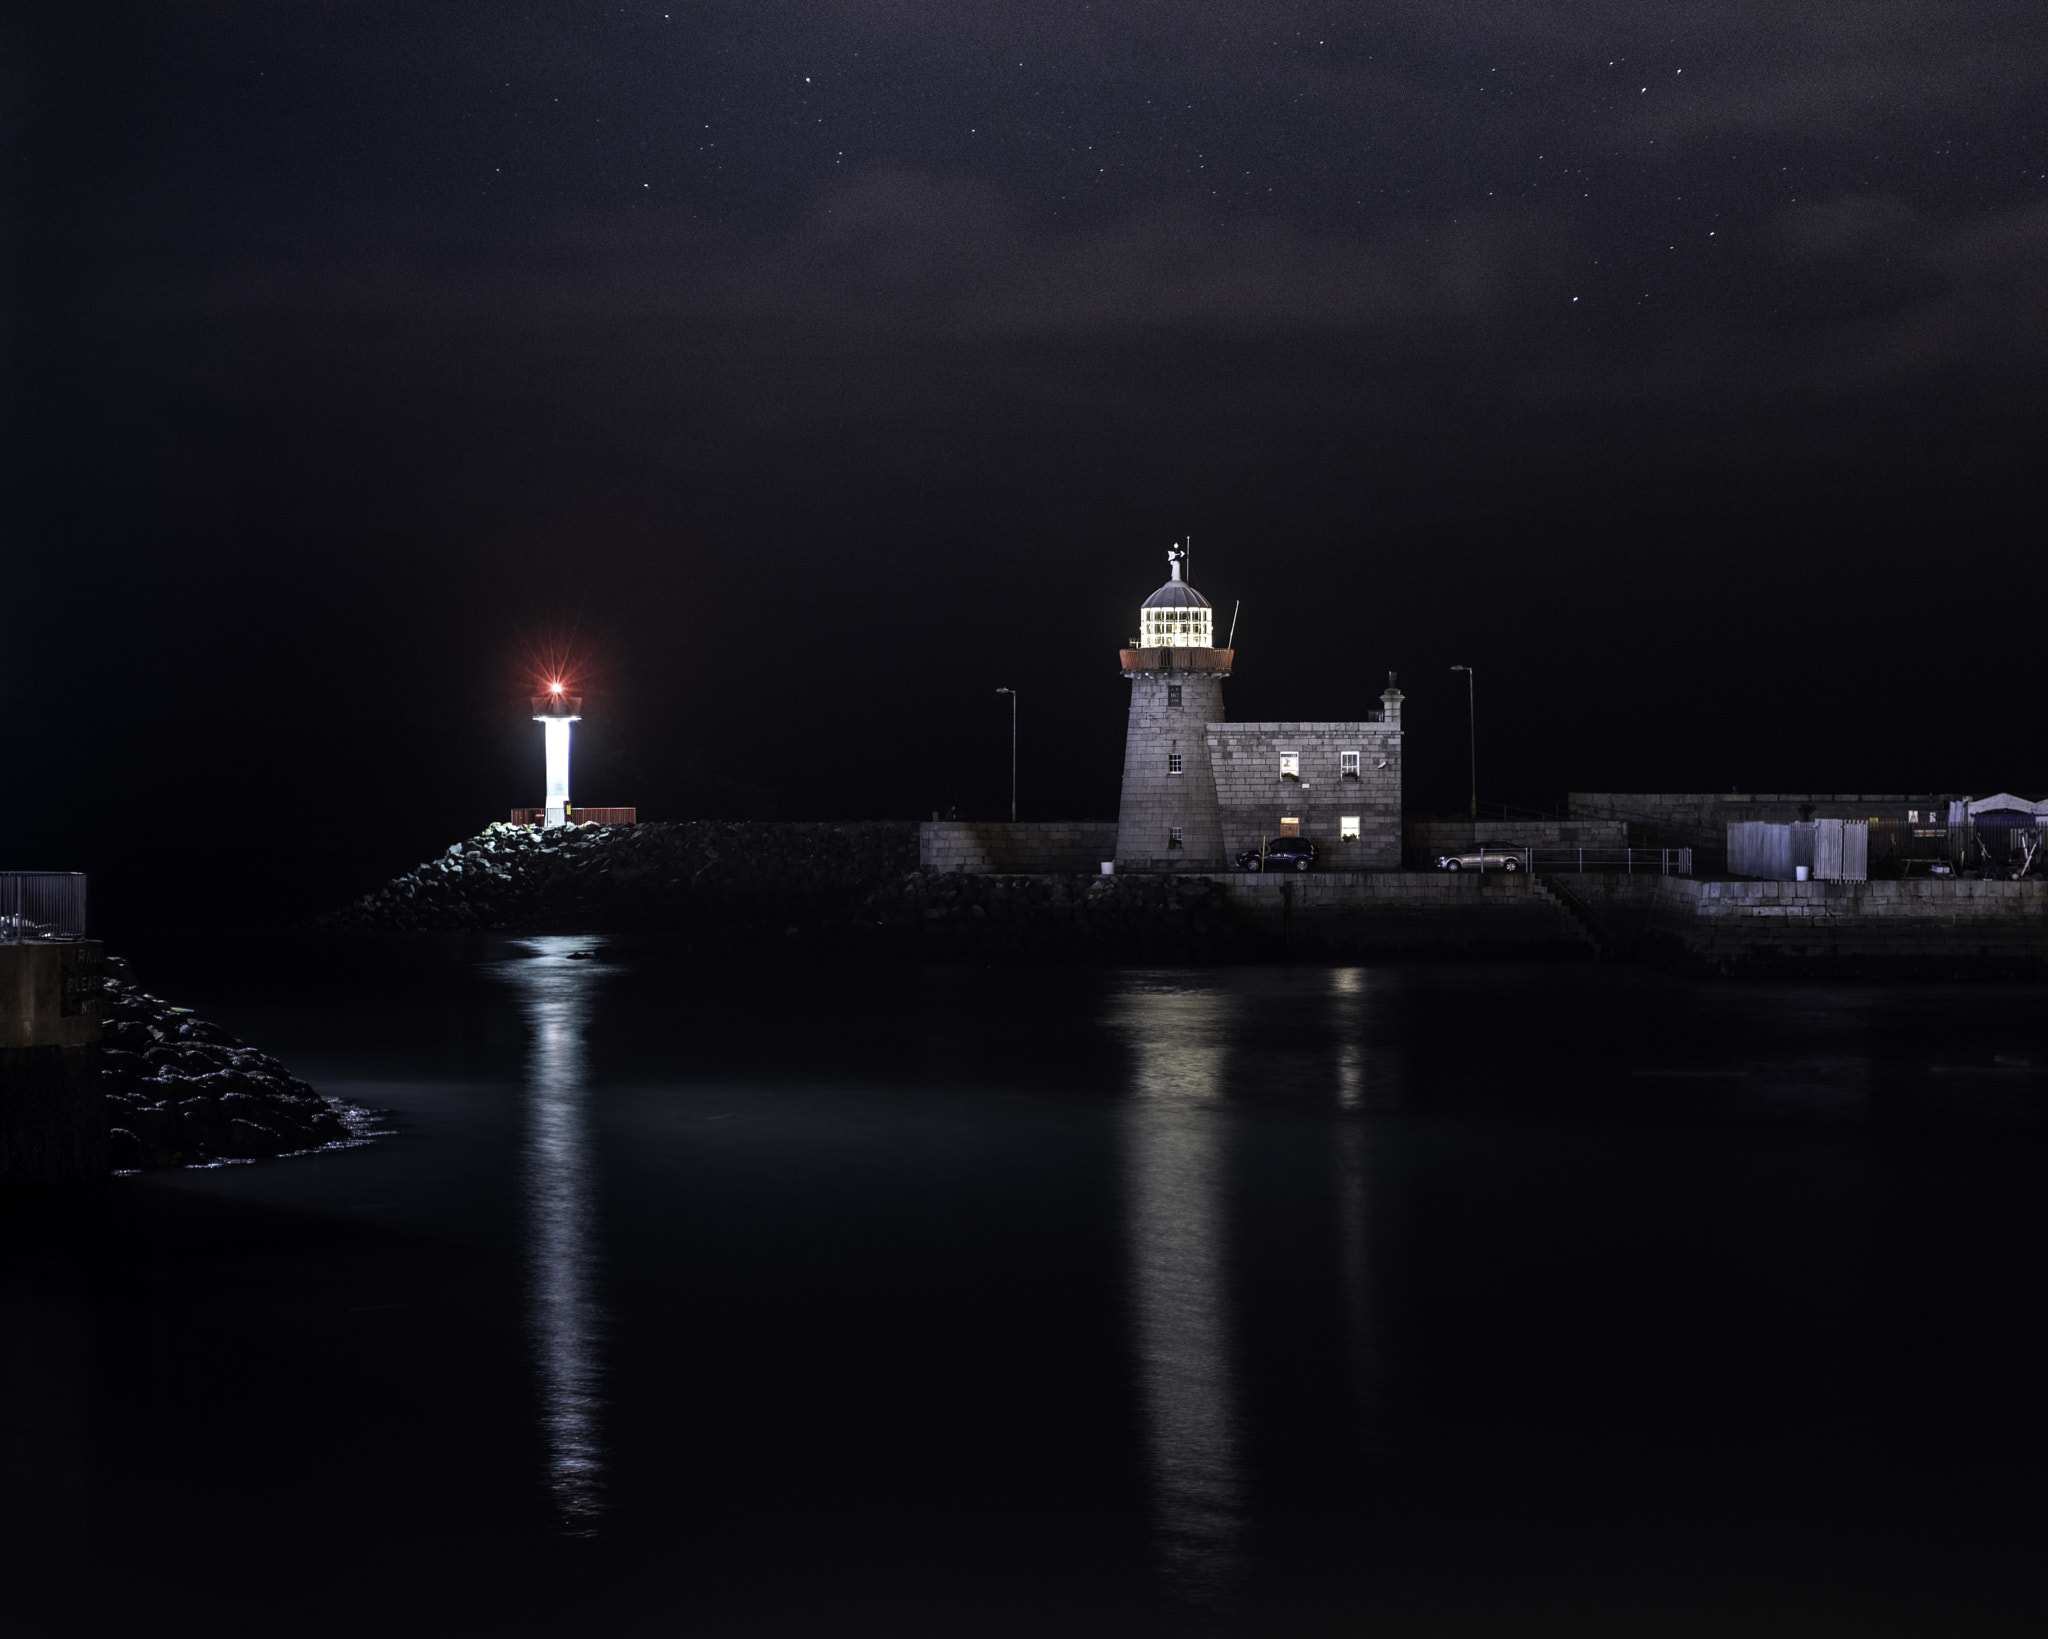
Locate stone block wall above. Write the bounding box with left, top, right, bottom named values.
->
left=1646, top=877, right=2048, bottom=971
left=1215, top=870, right=1581, bottom=952
left=1408, top=818, right=1627, bottom=853
left=1535, top=871, right=1665, bottom=950
left=1116, top=670, right=1229, bottom=871
left=920, top=821, right=1121, bottom=875
left=1209, top=721, right=1402, bottom=868
left=871, top=867, right=1588, bottom=961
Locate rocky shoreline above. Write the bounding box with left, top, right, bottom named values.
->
left=101, top=973, right=383, bottom=1170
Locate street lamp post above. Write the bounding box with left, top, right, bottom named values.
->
left=995, top=688, right=1017, bottom=823
left=1450, top=665, right=1476, bottom=828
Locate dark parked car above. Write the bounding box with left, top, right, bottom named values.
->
left=1435, top=846, right=1526, bottom=873
left=1235, top=837, right=1318, bottom=872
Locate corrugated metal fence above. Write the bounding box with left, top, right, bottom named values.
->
left=1728, top=820, right=1870, bottom=880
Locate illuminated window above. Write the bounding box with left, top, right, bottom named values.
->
left=1341, top=752, right=1360, bottom=779
left=1908, top=810, right=1919, bottom=823
left=1168, top=826, right=1184, bottom=848
left=1341, top=816, right=1361, bottom=840
left=1278, top=817, right=1301, bottom=837
left=1139, top=604, right=1214, bottom=648
left=1280, top=754, right=1300, bottom=780
left=1167, top=684, right=1183, bottom=708
left=1167, top=753, right=1183, bottom=775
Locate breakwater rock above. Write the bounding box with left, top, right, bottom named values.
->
left=101, top=977, right=379, bottom=1170
left=320, top=821, right=921, bottom=936
left=320, top=821, right=1261, bottom=961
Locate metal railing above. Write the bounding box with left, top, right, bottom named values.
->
left=0, top=872, right=88, bottom=941
left=508, top=807, right=639, bottom=827
left=1530, top=847, right=1693, bottom=876
left=1417, top=846, right=1693, bottom=876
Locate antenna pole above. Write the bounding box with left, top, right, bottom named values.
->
left=1226, top=599, right=1240, bottom=651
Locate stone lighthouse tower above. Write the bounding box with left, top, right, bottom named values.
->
left=1115, top=544, right=1233, bottom=870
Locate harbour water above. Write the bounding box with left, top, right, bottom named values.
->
left=5, top=939, right=2046, bottom=1635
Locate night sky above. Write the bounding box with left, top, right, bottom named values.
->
left=10, top=3, right=2048, bottom=917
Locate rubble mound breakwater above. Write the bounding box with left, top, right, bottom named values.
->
left=320, top=821, right=1260, bottom=959
left=101, top=978, right=380, bottom=1170
left=322, top=820, right=924, bottom=936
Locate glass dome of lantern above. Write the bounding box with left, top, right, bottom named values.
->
left=1136, top=544, right=1213, bottom=648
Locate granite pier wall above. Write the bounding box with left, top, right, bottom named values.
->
left=1641, top=877, right=2048, bottom=976
left=1216, top=872, right=1583, bottom=955
left=1502, top=872, right=2048, bottom=975
left=325, top=825, right=2048, bottom=974
left=1225, top=872, right=2048, bottom=973
left=885, top=870, right=1590, bottom=961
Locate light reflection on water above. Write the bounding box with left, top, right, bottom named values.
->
left=498, top=936, right=611, bottom=1535
left=1329, top=968, right=1380, bottom=1435
left=26, top=949, right=2048, bottom=1633
left=1114, top=976, right=1244, bottom=1608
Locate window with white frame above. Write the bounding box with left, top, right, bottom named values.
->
left=1168, top=826, right=1184, bottom=848
left=1167, top=752, right=1183, bottom=775
left=1279, top=754, right=1300, bottom=780
left=1341, top=815, right=1361, bottom=840
left=1341, top=751, right=1360, bottom=779
left=1139, top=605, right=1214, bottom=648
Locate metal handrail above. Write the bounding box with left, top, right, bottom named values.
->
left=1529, top=847, right=1693, bottom=876
left=1432, top=846, right=1692, bottom=877
left=0, top=872, right=88, bottom=941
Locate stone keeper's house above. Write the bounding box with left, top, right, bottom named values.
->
left=1115, top=546, right=1404, bottom=872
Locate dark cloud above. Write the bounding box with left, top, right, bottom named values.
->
left=1761, top=195, right=2048, bottom=383
left=106, top=173, right=2048, bottom=421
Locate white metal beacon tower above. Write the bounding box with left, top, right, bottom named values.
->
left=532, top=683, right=583, bottom=827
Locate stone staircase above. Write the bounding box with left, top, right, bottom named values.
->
left=1529, top=873, right=1609, bottom=957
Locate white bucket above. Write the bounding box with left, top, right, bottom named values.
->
left=1100, top=862, right=1115, bottom=876
left=1794, top=865, right=1810, bottom=882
